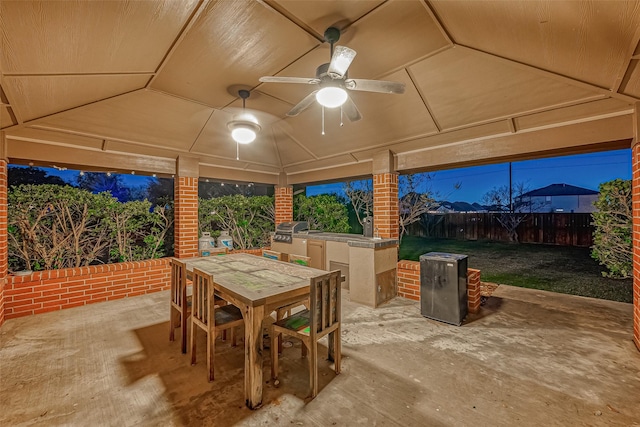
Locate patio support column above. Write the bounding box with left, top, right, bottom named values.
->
left=0, top=155, right=6, bottom=327
left=373, top=150, right=399, bottom=239
left=174, top=156, right=199, bottom=258
left=633, top=105, right=640, bottom=351
left=275, top=173, right=293, bottom=226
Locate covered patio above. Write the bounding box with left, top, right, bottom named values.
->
left=1, top=0, right=640, bottom=424
left=1, top=285, right=639, bottom=425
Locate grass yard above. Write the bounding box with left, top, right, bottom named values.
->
left=399, top=235, right=633, bottom=303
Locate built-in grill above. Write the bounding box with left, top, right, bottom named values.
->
left=274, top=221, right=309, bottom=244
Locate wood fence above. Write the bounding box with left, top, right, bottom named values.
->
left=408, top=212, right=594, bottom=247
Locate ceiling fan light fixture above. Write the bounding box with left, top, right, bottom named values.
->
left=229, top=121, right=261, bottom=144
left=316, top=87, right=348, bottom=108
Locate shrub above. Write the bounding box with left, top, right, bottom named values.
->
left=591, top=179, right=632, bottom=278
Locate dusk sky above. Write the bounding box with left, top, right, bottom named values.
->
left=306, top=149, right=632, bottom=204
left=18, top=149, right=631, bottom=205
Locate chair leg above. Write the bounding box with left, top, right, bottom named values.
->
left=271, top=329, right=279, bottom=380
left=231, top=327, right=237, bottom=347
left=301, top=340, right=308, bottom=358
left=190, top=321, right=197, bottom=366
left=276, top=308, right=285, bottom=354
left=207, top=326, right=215, bottom=382
left=181, top=312, right=188, bottom=354
left=308, top=339, right=318, bottom=398
left=334, top=327, right=341, bottom=375
left=169, top=307, right=176, bottom=341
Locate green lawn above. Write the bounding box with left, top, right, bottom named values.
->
left=399, top=235, right=633, bottom=303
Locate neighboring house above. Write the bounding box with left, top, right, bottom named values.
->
left=519, top=183, right=599, bottom=213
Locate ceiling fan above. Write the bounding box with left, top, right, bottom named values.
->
left=259, top=27, right=405, bottom=123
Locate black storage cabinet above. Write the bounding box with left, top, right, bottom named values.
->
left=419, top=252, right=468, bottom=326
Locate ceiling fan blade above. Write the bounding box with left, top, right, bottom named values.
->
left=287, top=90, right=319, bottom=116
left=345, top=78, right=405, bottom=94
left=259, top=76, right=319, bottom=85
left=342, top=96, right=362, bottom=122
left=328, top=45, right=357, bottom=78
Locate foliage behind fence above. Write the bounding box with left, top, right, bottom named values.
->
left=409, top=212, right=594, bottom=247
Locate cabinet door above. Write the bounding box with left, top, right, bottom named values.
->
left=306, top=239, right=325, bottom=270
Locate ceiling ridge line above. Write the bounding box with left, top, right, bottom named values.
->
left=274, top=122, right=319, bottom=160
left=269, top=125, right=284, bottom=171
left=421, top=0, right=454, bottom=46
left=260, top=0, right=324, bottom=42
left=405, top=67, right=441, bottom=132
left=456, top=44, right=639, bottom=104
left=371, top=44, right=454, bottom=82
left=188, top=108, right=217, bottom=154
left=146, top=0, right=211, bottom=89
left=612, top=22, right=640, bottom=94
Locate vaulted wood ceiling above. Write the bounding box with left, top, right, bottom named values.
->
left=1, top=0, right=639, bottom=185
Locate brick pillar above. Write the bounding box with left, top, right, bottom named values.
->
left=275, top=185, right=293, bottom=226
left=0, top=160, right=6, bottom=327
left=467, top=268, right=481, bottom=314
left=174, top=176, right=199, bottom=258
left=633, top=142, right=640, bottom=351
left=373, top=173, right=399, bottom=239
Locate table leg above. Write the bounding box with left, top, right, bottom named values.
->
left=244, top=304, right=265, bottom=409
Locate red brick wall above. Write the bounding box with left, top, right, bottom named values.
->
left=633, top=143, right=640, bottom=351
left=373, top=173, right=399, bottom=239
left=3, top=258, right=170, bottom=320
left=0, top=160, right=6, bottom=327
left=396, top=260, right=481, bottom=314
left=175, top=176, right=199, bottom=258
left=275, top=185, right=293, bottom=226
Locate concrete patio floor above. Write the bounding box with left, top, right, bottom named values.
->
left=1, top=285, right=639, bottom=426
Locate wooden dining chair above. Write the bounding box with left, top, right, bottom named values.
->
left=275, top=253, right=312, bottom=352
left=169, top=258, right=190, bottom=354
left=262, top=249, right=282, bottom=261
left=271, top=270, right=342, bottom=399
left=288, top=254, right=311, bottom=267
left=190, top=268, right=244, bottom=382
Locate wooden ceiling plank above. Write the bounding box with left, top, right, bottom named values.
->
left=147, top=0, right=211, bottom=88
left=612, top=26, right=640, bottom=93
left=457, top=44, right=639, bottom=104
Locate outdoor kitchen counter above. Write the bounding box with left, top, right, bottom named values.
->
left=291, top=232, right=398, bottom=249
left=272, top=232, right=398, bottom=308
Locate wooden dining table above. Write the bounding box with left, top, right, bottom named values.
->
left=183, top=253, right=326, bottom=409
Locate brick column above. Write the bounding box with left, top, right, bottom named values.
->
left=373, top=173, right=399, bottom=239
left=0, top=160, right=6, bottom=327
left=633, top=142, right=640, bottom=351
left=174, top=176, right=199, bottom=258
left=275, top=185, right=293, bottom=226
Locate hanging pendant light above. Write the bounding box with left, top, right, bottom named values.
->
left=228, top=90, right=261, bottom=144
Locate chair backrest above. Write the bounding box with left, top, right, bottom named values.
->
left=191, top=268, right=214, bottom=327
left=200, top=247, right=228, bottom=257
left=170, top=258, right=187, bottom=308
left=309, top=270, right=341, bottom=336
left=262, top=249, right=282, bottom=261
left=288, top=254, right=311, bottom=267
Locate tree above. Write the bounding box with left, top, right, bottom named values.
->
left=199, top=195, right=275, bottom=249
left=343, top=179, right=373, bottom=228
left=77, top=172, right=131, bottom=202
left=293, top=194, right=350, bottom=232
left=8, top=184, right=112, bottom=270
left=8, top=166, right=66, bottom=187
left=482, top=183, right=533, bottom=243
left=398, top=174, right=438, bottom=241
left=591, top=179, right=631, bottom=278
